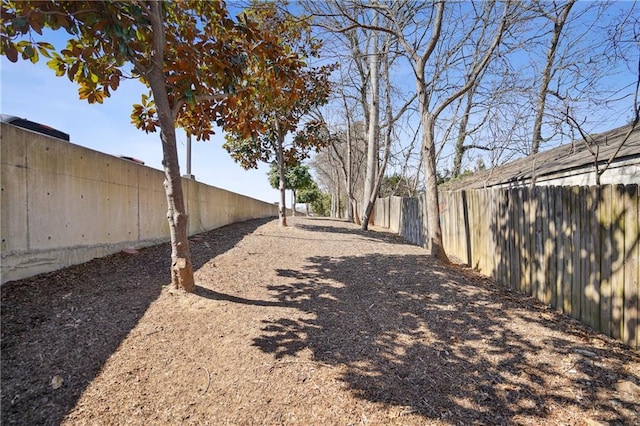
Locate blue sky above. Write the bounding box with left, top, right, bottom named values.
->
left=2, top=2, right=637, bottom=202
left=0, top=51, right=282, bottom=204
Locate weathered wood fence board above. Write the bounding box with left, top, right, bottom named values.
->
left=623, top=185, right=639, bottom=348
left=599, top=185, right=613, bottom=337
left=372, top=184, right=639, bottom=349
left=611, top=185, right=626, bottom=341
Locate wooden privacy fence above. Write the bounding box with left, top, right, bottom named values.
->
left=374, top=185, right=639, bottom=349
left=371, top=195, right=427, bottom=246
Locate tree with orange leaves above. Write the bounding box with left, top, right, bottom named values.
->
left=1, top=0, right=295, bottom=291
left=222, top=2, right=335, bottom=226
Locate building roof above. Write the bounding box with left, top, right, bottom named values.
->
left=441, top=124, right=640, bottom=191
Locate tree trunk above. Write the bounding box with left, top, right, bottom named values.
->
left=362, top=42, right=395, bottom=231
left=146, top=3, right=194, bottom=291
left=331, top=192, right=337, bottom=217
left=362, top=194, right=376, bottom=227
left=353, top=201, right=361, bottom=225
left=275, top=122, right=288, bottom=226
left=278, top=173, right=287, bottom=226
left=352, top=199, right=359, bottom=223
left=335, top=180, right=342, bottom=218
left=452, top=89, right=474, bottom=177
left=292, top=189, right=297, bottom=217
left=345, top=123, right=354, bottom=222
left=421, top=112, right=450, bottom=263
left=344, top=92, right=355, bottom=222
left=361, top=13, right=380, bottom=230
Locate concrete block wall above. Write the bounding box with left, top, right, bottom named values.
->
left=1, top=123, right=277, bottom=284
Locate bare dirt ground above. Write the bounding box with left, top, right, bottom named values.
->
left=2, top=217, right=639, bottom=425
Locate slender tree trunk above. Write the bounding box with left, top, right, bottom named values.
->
left=278, top=166, right=287, bottom=226
left=412, top=1, right=507, bottom=262
left=292, top=190, right=297, bottom=217
left=146, top=2, right=194, bottom=291
left=155, top=100, right=195, bottom=291
left=336, top=179, right=342, bottom=218
left=363, top=41, right=395, bottom=230
left=531, top=0, right=575, bottom=154
left=452, top=89, right=475, bottom=177
left=361, top=12, right=380, bottom=230
left=342, top=87, right=355, bottom=222
left=331, top=191, right=337, bottom=217
left=275, top=123, right=288, bottom=227
left=352, top=199, right=359, bottom=223
left=421, top=111, right=450, bottom=263
left=328, top=124, right=355, bottom=221
left=345, top=115, right=354, bottom=222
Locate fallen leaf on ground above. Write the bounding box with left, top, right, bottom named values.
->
left=51, top=375, right=64, bottom=389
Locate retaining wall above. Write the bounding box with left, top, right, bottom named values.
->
left=1, top=123, right=277, bottom=284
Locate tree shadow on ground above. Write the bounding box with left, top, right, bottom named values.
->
left=253, top=251, right=640, bottom=424
left=295, top=218, right=414, bottom=246
left=193, top=285, right=284, bottom=307
left=0, top=217, right=273, bottom=425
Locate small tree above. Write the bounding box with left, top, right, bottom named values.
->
left=223, top=2, right=334, bottom=227
left=310, top=191, right=332, bottom=217
left=267, top=163, right=314, bottom=216
left=1, top=1, right=287, bottom=291
left=297, top=182, right=321, bottom=216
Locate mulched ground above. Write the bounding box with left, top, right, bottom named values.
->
left=1, top=216, right=639, bottom=425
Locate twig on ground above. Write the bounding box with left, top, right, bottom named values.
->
left=268, top=360, right=333, bottom=372
left=200, top=366, right=211, bottom=394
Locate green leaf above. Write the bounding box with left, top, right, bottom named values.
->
left=37, top=45, right=52, bottom=58
left=46, top=57, right=66, bottom=76
left=21, top=45, right=34, bottom=60
left=185, top=88, right=194, bottom=106
left=37, top=41, right=55, bottom=51
left=29, top=49, right=39, bottom=64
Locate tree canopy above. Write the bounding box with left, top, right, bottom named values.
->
left=267, top=163, right=313, bottom=193
left=222, top=1, right=334, bottom=226
left=1, top=1, right=283, bottom=138
left=268, top=162, right=315, bottom=216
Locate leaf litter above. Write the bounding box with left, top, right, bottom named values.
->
left=1, top=217, right=638, bottom=425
